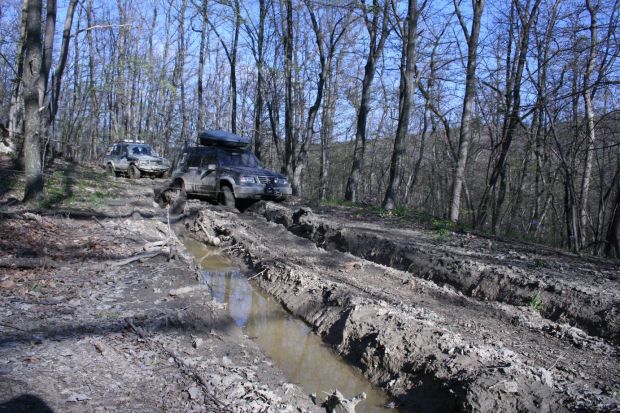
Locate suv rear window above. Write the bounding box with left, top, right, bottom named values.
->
left=219, top=150, right=261, bottom=168
left=130, top=145, right=154, bottom=156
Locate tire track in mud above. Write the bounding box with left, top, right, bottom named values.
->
left=251, top=203, right=620, bottom=345
left=195, top=207, right=620, bottom=412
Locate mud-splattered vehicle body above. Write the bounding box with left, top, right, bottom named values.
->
left=103, top=141, right=171, bottom=178
left=169, top=131, right=291, bottom=207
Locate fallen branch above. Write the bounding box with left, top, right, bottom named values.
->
left=108, top=250, right=165, bottom=267
left=247, top=269, right=267, bottom=281
left=143, top=240, right=168, bottom=251
left=92, top=216, right=106, bottom=229
left=197, top=220, right=221, bottom=246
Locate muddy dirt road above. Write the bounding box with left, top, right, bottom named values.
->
left=0, top=167, right=318, bottom=413
left=193, top=200, right=619, bottom=412
left=1, top=164, right=619, bottom=412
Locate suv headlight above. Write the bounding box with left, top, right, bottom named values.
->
left=239, top=175, right=256, bottom=185
left=278, top=178, right=288, bottom=186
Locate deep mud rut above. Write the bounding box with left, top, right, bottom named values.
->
left=0, top=178, right=318, bottom=412
left=191, top=201, right=620, bottom=412
left=1, top=167, right=619, bottom=412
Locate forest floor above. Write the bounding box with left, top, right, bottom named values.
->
left=0, top=158, right=619, bottom=412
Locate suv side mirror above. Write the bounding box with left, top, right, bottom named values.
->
left=207, top=163, right=216, bottom=171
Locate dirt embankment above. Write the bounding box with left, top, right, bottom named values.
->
left=197, top=202, right=619, bottom=412
left=255, top=202, right=620, bottom=345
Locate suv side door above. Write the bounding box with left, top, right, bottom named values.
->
left=198, top=150, right=218, bottom=198
left=114, top=144, right=129, bottom=171
left=185, top=151, right=203, bottom=193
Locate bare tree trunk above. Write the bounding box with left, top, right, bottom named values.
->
left=252, top=0, right=266, bottom=160
left=230, top=0, right=240, bottom=134
left=383, top=0, right=421, bottom=210
left=86, top=0, right=99, bottom=155
left=345, top=0, right=391, bottom=202
left=197, top=0, right=208, bottom=131
left=449, top=0, right=484, bottom=222
left=319, top=51, right=341, bottom=200
left=579, top=0, right=599, bottom=249
left=49, top=0, right=78, bottom=123
left=39, top=0, right=57, bottom=111
left=177, top=0, right=188, bottom=144
left=474, top=0, right=542, bottom=231
left=605, top=177, right=620, bottom=259
left=23, top=0, right=45, bottom=201
left=8, top=0, right=29, bottom=154
left=283, top=0, right=294, bottom=176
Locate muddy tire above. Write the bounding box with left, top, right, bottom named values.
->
left=220, top=186, right=235, bottom=208
left=105, top=163, right=115, bottom=177
left=164, top=180, right=186, bottom=214
left=128, top=164, right=141, bottom=179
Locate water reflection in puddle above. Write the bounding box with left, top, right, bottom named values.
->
left=185, top=239, right=401, bottom=413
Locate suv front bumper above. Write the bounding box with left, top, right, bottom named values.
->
left=138, top=164, right=170, bottom=173
left=234, top=184, right=292, bottom=200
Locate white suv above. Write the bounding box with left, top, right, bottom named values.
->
left=103, top=141, right=171, bottom=179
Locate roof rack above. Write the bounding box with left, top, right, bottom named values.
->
left=198, top=130, right=249, bottom=148
left=117, top=140, right=146, bottom=144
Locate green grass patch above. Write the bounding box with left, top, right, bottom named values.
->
left=432, top=218, right=456, bottom=240
left=529, top=292, right=543, bottom=312
left=40, top=166, right=114, bottom=209
left=392, top=205, right=408, bottom=217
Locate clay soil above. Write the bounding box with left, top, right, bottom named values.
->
left=0, top=162, right=317, bottom=413
left=194, top=200, right=620, bottom=412
left=1, top=160, right=619, bottom=412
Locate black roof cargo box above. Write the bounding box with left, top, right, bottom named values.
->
left=198, top=130, right=249, bottom=148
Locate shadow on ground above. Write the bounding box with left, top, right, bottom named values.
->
left=0, top=394, right=54, bottom=413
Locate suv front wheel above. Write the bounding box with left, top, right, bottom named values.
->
left=220, top=186, right=235, bottom=207
left=128, top=164, right=141, bottom=179
left=105, top=163, right=115, bottom=177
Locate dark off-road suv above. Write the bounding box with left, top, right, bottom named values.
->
left=169, top=131, right=292, bottom=207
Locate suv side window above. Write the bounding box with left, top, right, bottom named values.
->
left=116, top=144, right=128, bottom=157
left=187, top=152, right=202, bottom=168
left=201, top=150, right=217, bottom=168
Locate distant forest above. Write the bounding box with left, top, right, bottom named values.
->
left=0, top=0, right=619, bottom=257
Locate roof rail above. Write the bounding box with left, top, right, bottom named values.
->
left=117, top=140, right=146, bottom=144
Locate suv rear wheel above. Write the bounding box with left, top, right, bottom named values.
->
left=220, top=186, right=235, bottom=207
left=105, top=163, right=115, bottom=177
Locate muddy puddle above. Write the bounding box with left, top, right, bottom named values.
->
left=184, top=239, right=401, bottom=413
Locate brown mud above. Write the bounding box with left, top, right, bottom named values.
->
left=1, top=162, right=619, bottom=412
left=253, top=202, right=620, bottom=345
left=191, top=200, right=619, bottom=412
left=0, top=169, right=319, bottom=413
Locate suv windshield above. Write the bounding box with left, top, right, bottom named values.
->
left=219, top=150, right=261, bottom=168
left=130, top=145, right=156, bottom=156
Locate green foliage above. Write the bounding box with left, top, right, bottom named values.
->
left=529, top=292, right=543, bottom=312
left=432, top=218, right=455, bottom=240
left=40, top=166, right=112, bottom=209
left=370, top=206, right=388, bottom=217
left=392, top=205, right=408, bottom=217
